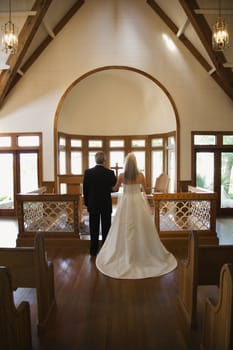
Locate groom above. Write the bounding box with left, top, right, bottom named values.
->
left=83, top=151, right=116, bottom=256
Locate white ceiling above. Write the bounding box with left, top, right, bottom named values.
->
left=0, top=0, right=232, bottom=104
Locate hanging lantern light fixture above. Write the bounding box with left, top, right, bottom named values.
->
left=212, top=0, right=229, bottom=51
left=2, top=0, right=18, bottom=55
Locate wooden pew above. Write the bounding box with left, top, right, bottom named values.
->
left=0, top=233, right=55, bottom=334
left=0, top=266, right=32, bottom=350
left=201, top=263, right=233, bottom=350
left=178, top=230, right=233, bottom=329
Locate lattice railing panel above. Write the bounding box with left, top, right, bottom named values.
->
left=23, top=201, right=74, bottom=232
left=159, top=200, right=211, bottom=231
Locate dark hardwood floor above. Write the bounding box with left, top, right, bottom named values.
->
left=14, top=249, right=201, bottom=350
left=1, top=216, right=233, bottom=350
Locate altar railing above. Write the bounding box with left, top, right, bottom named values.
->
left=152, top=191, right=218, bottom=246
left=16, top=193, right=80, bottom=246
left=15, top=188, right=218, bottom=250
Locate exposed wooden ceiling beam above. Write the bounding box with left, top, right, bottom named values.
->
left=176, top=18, right=189, bottom=38
left=0, top=0, right=53, bottom=108
left=147, top=0, right=233, bottom=101
left=194, top=9, right=233, bottom=15
left=3, top=0, right=85, bottom=101
left=0, top=11, right=37, bottom=17
left=0, top=64, right=9, bottom=70
left=223, top=63, right=233, bottom=68
left=178, top=0, right=233, bottom=101
left=0, top=0, right=232, bottom=108
left=147, top=0, right=211, bottom=72
left=43, top=20, right=56, bottom=38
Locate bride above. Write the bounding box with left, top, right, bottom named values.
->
left=96, top=152, right=177, bottom=279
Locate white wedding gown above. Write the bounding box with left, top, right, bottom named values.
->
left=96, top=184, right=177, bottom=279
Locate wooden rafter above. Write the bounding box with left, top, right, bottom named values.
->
left=0, top=0, right=54, bottom=108
left=9, top=0, right=85, bottom=92
left=178, top=0, right=233, bottom=101
left=0, top=0, right=85, bottom=109
left=146, top=1, right=211, bottom=71
left=147, top=0, right=233, bottom=102
left=0, top=0, right=232, bottom=107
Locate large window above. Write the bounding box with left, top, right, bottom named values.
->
left=167, top=136, right=175, bottom=193
left=192, top=131, right=233, bottom=215
left=19, top=153, right=39, bottom=193
left=58, top=132, right=176, bottom=192
left=0, top=133, right=42, bottom=215
left=0, top=153, right=14, bottom=209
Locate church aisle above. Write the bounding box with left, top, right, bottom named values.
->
left=1, top=217, right=233, bottom=349
left=12, top=249, right=201, bottom=350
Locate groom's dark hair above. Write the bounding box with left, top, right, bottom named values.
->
left=95, top=151, right=105, bottom=165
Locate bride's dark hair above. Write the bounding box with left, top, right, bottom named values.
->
left=124, top=152, right=139, bottom=181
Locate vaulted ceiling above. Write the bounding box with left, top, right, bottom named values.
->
left=0, top=0, right=232, bottom=109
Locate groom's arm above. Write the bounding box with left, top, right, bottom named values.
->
left=112, top=173, right=123, bottom=192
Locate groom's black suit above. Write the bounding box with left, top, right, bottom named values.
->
left=83, top=165, right=116, bottom=255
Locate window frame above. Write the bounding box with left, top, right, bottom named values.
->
left=192, top=131, right=233, bottom=215
left=0, top=132, right=42, bottom=215
left=58, top=132, right=176, bottom=191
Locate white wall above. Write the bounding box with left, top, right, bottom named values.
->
left=0, top=0, right=232, bottom=181
left=57, top=69, right=176, bottom=135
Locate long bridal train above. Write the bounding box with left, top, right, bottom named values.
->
left=96, top=184, right=177, bottom=279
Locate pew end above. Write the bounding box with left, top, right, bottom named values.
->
left=0, top=233, right=56, bottom=334
left=201, top=263, right=233, bottom=350
left=0, top=266, right=32, bottom=350
left=178, top=230, right=233, bottom=330
left=178, top=230, right=199, bottom=328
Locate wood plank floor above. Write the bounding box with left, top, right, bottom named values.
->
left=2, top=216, right=233, bottom=350
left=14, top=249, right=201, bottom=350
